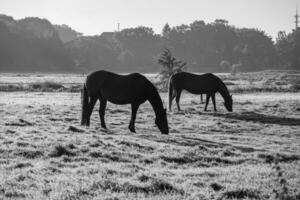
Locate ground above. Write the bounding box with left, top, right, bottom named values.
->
left=0, top=71, right=300, bottom=200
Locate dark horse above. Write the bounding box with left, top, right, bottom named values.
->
left=81, top=70, right=169, bottom=134
left=169, top=72, right=233, bottom=112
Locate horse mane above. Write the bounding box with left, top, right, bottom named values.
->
left=146, top=79, right=165, bottom=115
left=215, top=75, right=231, bottom=100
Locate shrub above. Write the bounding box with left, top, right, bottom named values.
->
left=28, top=81, right=65, bottom=91
left=291, top=79, right=300, bottom=91
left=0, top=84, right=24, bottom=92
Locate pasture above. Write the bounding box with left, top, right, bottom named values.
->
left=0, top=71, right=300, bottom=200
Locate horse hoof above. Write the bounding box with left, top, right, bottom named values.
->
left=128, top=125, right=134, bottom=132
left=129, top=127, right=136, bottom=133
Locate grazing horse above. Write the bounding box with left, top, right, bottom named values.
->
left=169, top=72, right=233, bottom=112
left=200, top=94, right=204, bottom=104
left=81, top=70, right=169, bottom=134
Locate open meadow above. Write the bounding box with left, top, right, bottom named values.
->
left=0, top=71, right=300, bottom=200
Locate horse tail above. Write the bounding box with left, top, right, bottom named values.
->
left=168, top=75, right=174, bottom=111
left=81, top=84, right=89, bottom=125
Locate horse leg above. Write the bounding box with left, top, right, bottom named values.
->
left=200, top=94, right=204, bottom=104
left=129, top=103, right=140, bottom=133
left=81, top=85, right=89, bottom=126
left=169, top=89, right=176, bottom=111
left=176, top=90, right=182, bottom=111
left=86, top=96, right=98, bottom=126
left=204, top=94, right=211, bottom=111
left=99, top=98, right=107, bottom=129
left=211, top=93, right=217, bottom=111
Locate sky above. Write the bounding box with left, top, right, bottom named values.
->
left=0, top=0, right=300, bottom=40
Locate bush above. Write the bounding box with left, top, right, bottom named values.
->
left=28, top=81, right=65, bottom=91
left=0, top=84, right=24, bottom=92
left=291, top=79, right=300, bottom=91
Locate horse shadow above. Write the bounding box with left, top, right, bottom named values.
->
left=205, top=111, right=300, bottom=126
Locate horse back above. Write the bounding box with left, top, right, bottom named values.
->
left=85, top=70, right=111, bottom=95
left=171, top=72, right=220, bottom=94
left=85, top=70, right=151, bottom=104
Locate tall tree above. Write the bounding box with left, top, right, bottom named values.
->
left=276, top=31, right=293, bottom=68
left=162, top=23, right=171, bottom=38
left=292, top=29, right=300, bottom=69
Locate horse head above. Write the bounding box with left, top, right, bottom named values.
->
left=155, top=108, right=169, bottom=134
left=224, top=95, right=233, bottom=112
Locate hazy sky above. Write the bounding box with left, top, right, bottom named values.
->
left=1, top=0, right=299, bottom=40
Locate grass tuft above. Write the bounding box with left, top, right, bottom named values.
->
left=210, top=182, right=224, bottom=191
left=14, top=162, right=33, bottom=169
left=4, top=191, right=26, bottom=198
left=68, top=126, right=85, bottom=133
left=137, top=174, right=150, bottom=182
left=272, top=161, right=300, bottom=200
left=48, top=145, right=76, bottom=157
left=218, top=188, right=261, bottom=200
left=93, top=178, right=184, bottom=195
left=149, top=179, right=184, bottom=195
left=67, top=143, right=76, bottom=149
left=258, top=153, right=299, bottom=164
left=14, top=149, right=44, bottom=159
left=89, top=151, right=102, bottom=158
left=159, top=155, right=192, bottom=164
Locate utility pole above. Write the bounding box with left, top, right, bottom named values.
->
left=295, top=5, right=299, bottom=30
left=117, top=23, right=120, bottom=32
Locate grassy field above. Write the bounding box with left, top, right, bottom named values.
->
left=0, top=71, right=300, bottom=200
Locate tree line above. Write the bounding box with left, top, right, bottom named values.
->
left=0, top=15, right=73, bottom=72
left=70, top=19, right=299, bottom=73
left=0, top=14, right=299, bottom=72
left=111, top=19, right=299, bottom=72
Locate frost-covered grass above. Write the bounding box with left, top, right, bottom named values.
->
left=1, top=70, right=300, bottom=93
left=220, top=70, right=300, bottom=93
left=0, top=91, right=299, bottom=199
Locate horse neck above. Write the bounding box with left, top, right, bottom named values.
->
left=217, top=81, right=230, bottom=102
left=147, top=85, right=164, bottom=117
